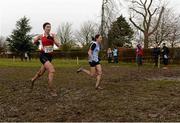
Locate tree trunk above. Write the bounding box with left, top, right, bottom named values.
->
left=101, top=0, right=105, bottom=36
left=101, top=0, right=108, bottom=49
left=20, top=53, right=24, bottom=61
left=103, top=37, right=108, bottom=49
left=171, top=42, right=174, bottom=48
left=144, top=32, right=149, bottom=48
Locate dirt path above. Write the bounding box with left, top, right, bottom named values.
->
left=1, top=66, right=180, bottom=121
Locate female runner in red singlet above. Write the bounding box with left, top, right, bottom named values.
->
left=31, top=22, right=61, bottom=97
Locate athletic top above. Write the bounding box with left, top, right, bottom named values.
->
left=40, top=34, right=54, bottom=54
left=89, top=41, right=100, bottom=62
left=113, top=48, right=118, bottom=57
left=136, top=47, right=143, bottom=56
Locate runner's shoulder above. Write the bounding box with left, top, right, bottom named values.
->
left=90, top=41, right=97, bottom=51
left=50, top=33, right=57, bottom=38
left=34, top=34, right=42, bottom=41
left=37, top=34, right=43, bottom=39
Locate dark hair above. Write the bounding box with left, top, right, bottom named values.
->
left=95, top=34, right=101, bottom=41
left=43, top=22, right=51, bottom=29
left=91, top=36, right=95, bottom=41
left=137, top=44, right=141, bottom=49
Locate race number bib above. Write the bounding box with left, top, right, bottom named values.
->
left=44, top=46, right=53, bottom=53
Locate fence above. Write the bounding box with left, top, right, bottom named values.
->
left=1, top=48, right=180, bottom=64
left=118, top=48, right=180, bottom=64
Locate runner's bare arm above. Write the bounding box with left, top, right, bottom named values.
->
left=33, top=35, right=41, bottom=44
left=52, top=34, right=61, bottom=48
left=88, top=49, right=92, bottom=58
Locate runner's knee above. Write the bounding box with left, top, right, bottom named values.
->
left=90, top=73, right=96, bottom=77
left=96, top=71, right=102, bottom=76
left=37, top=71, right=43, bottom=77
left=49, top=68, right=55, bottom=73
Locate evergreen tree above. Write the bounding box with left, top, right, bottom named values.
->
left=108, top=15, right=134, bottom=47
left=7, top=16, right=36, bottom=60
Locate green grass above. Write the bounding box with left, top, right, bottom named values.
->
left=0, top=58, right=136, bottom=68
left=0, top=58, right=118, bottom=68
left=0, top=58, right=179, bottom=69
left=0, top=58, right=88, bottom=68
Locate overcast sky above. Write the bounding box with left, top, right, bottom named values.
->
left=1, top=0, right=180, bottom=37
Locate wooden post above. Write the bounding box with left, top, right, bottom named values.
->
left=158, top=55, right=160, bottom=68
left=13, top=56, right=16, bottom=62
left=76, top=56, right=79, bottom=65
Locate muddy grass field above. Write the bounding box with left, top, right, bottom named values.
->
left=1, top=59, right=180, bottom=121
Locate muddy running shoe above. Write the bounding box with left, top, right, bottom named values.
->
left=95, top=86, right=103, bottom=90
left=77, top=67, right=83, bottom=73
left=50, top=91, right=58, bottom=97
left=27, top=79, right=35, bottom=91
left=48, top=88, right=58, bottom=97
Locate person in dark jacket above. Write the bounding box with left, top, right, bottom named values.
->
left=161, top=43, right=169, bottom=69
left=153, top=44, right=160, bottom=67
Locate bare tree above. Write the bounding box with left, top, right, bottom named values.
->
left=150, top=8, right=180, bottom=48
left=129, top=0, right=165, bottom=48
left=0, top=36, right=8, bottom=53
left=0, top=36, right=5, bottom=45
left=149, top=8, right=172, bottom=47
left=101, top=0, right=120, bottom=48
left=57, top=22, right=73, bottom=45
left=75, top=21, right=98, bottom=47
left=57, top=22, right=77, bottom=50
left=168, top=15, right=180, bottom=48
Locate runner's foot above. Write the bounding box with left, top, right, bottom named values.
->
left=30, top=79, right=35, bottom=90
left=77, top=67, right=83, bottom=73
left=95, top=86, right=103, bottom=90
left=50, top=90, right=58, bottom=97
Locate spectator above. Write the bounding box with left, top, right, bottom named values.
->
left=107, top=48, right=113, bottom=63
left=161, top=43, right=169, bottom=69
left=152, top=43, right=160, bottom=67
left=24, top=52, right=28, bottom=61
left=136, top=44, right=143, bottom=70
left=113, top=47, right=118, bottom=63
